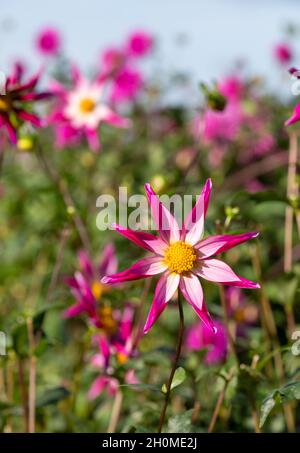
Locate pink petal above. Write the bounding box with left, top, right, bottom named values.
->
left=88, top=377, right=106, bottom=399
left=196, top=232, right=259, bottom=258
left=144, top=272, right=180, bottom=333
left=63, top=302, right=85, bottom=318
left=78, top=249, right=94, bottom=279
left=144, top=183, right=180, bottom=244
left=16, top=109, right=43, bottom=127
left=101, top=256, right=167, bottom=284
left=179, top=274, right=217, bottom=333
left=285, top=103, right=300, bottom=126
left=195, top=259, right=260, bottom=288
left=101, top=107, right=131, bottom=128
left=85, top=128, right=100, bottom=152
left=112, top=223, right=167, bottom=255
left=99, top=243, right=118, bottom=276
left=201, top=178, right=212, bottom=217
left=181, top=179, right=212, bottom=245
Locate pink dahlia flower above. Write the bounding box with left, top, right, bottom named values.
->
left=48, top=66, right=130, bottom=151
left=35, top=27, right=61, bottom=56
left=186, top=320, right=228, bottom=364
left=273, top=43, right=292, bottom=65
left=202, top=102, right=244, bottom=143
left=110, top=67, right=143, bottom=103
left=64, top=244, right=117, bottom=326
left=102, top=179, right=260, bottom=334
left=126, top=31, right=153, bottom=57
left=0, top=63, right=52, bottom=144
left=218, top=76, right=244, bottom=102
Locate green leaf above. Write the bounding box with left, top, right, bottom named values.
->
left=162, top=367, right=186, bottom=394
left=259, top=381, right=300, bottom=428
left=166, top=410, right=193, bottom=433
left=119, top=383, right=162, bottom=393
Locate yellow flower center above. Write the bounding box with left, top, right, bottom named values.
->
left=98, top=306, right=117, bottom=334
left=79, top=97, right=96, bottom=113
left=116, top=352, right=128, bottom=365
left=91, top=280, right=104, bottom=300
left=164, top=241, right=197, bottom=274
left=0, top=95, right=11, bottom=112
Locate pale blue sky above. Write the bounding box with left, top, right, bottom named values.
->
left=0, top=0, right=299, bottom=93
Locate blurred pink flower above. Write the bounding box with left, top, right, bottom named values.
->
left=126, top=31, right=153, bottom=57
left=88, top=375, right=119, bottom=398
left=35, top=27, right=61, bottom=56
left=64, top=244, right=117, bottom=327
left=218, top=76, right=244, bottom=102
left=0, top=63, right=52, bottom=144
left=110, top=67, right=143, bottom=103
left=186, top=320, right=228, bottom=364
left=102, top=179, right=259, bottom=334
left=273, top=43, right=292, bottom=65
left=226, top=287, right=258, bottom=337
left=88, top=305, right=138, bottom=399
left=100, top=47, right=127, bottom=76
left=202, top=102, right=244, bottom=143
left=48, top=66, right=130, bottom=151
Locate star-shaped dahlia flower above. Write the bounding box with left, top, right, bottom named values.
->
left=102, top=179, right=259, bottom=334
left=0, top=63, right=52, bottom=144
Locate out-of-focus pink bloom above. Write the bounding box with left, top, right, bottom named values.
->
left=126, top=31, right=153, bottom=57
left=0, top=63, right=52, bottom=144
left=91, top=304, right=136, bottom=369
left=218, top=76, right=244, bottom=102
left=285, top=103, right=300, bottom=126
left=226, top=287, right=258, bottom=337
left=88, top=375, right=119, bottom=399
left=102, top=179, right=260, bottom=335
left=101, top=47, right=126, bottom=75
left=245, top=179, right=266, bottom=193
left=125, top=369, right=139, bottom=385
left=186, top=320, right=228, bottom=364
left=88, top=305, right=138, bottom=399
left=110, top=67, right=143, bottom=103
left=64, top=244, right=118, bottom=327
left=201, top=102, right=244, bottom=143
left=48, top=67, right=130, bottom=151
left=35, top=27, right=61, bottom=56
left=253, top=134, right=275, bottom=156
left=273, top=43, right=292, bottom=65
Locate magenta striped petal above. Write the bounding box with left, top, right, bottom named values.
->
left=78, top=250, right=94, bottom=279
left=144, top=272, right=180, bottom=333
left=101, top=256, right=167, bottom=284
left=16, top=109, right=43, bottom=127
left=194, top=259, right=260, bottom=289
left=182, top=193, right=204, bottom=245
left=202, top=178, right=212, bottom=217
left=5, top=119, right=17, bottom=144
left=144, top=183, right=180, bottom=244
left=196, top=232, right=259, bottom=258
left=99, top=243, right=118, bottom=277
left=101, top=108, right=131, bottom=128
left=63, top=302, right=85, bottom=318
left=85, top=128, right=100, bottom=152
left=179, top=274, right=217, bottom=333
left=181, top=178, right=212, bottom=245
left=112, top=223, right=167, bottom=255
left=285, top=103, right=300, bottom=126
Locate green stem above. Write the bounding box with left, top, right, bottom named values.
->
left=157, top=291, right=184, bottom=433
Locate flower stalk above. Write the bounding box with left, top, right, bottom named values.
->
left=157, top=291, right=184, bottom=433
